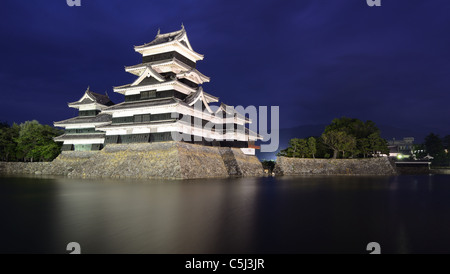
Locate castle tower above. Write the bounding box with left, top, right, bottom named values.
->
left=54, top=87, right=114, bottom=151
left=55, top=26, right=261, bottom=152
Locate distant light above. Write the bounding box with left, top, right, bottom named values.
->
left=397, top=154, right=403, bottom=160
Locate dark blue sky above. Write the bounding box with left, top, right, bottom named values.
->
left=1, top=0, right=449, bottom=133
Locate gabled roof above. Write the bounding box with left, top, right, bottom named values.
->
left=215, top=103, right=234, bottom=115
left=135, top=24, right=193, bottom=51
left=215, top=103, right=251, bottom=123
left=134, top=25, right=204, bottom=62
left=125, top=58, right=192, bottom=76
left=68, top=87, right=114, bottom=107
left=184, top=87, right=218, bottom=113
left=176, top=68, right=210, bottom=84
left=245, top=128, right=264, bottom=140
left=125, top=60, right=210, bottom=84
left=131, top=66, right=166, bottom=86
left=113, top=78, right=196, bottom=95
left=185, top=87, right=218, bottom=104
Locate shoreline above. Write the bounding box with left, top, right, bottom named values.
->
left=3, top=153, right=444, bottom=179
left=0, top=142, right=264, bottom=179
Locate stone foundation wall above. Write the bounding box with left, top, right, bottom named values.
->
left=218, top=148, right=241, bottom=176
left=0, top=162, right=51, bottom=175
left=274, top=157, right=397, bottom=176
left=229, top=148, right=264, bottom=176
left=177, top=142, right=229, bottom=179
left=431, top=168, right=450, bottom=175
left=0, top=142, right=263, bottom=179
left=396, top=166, right=430, bottom=175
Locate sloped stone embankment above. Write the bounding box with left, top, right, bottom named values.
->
left=274, top=157, right=397, bottom=176
left=0, top=142, right=263, bottom=179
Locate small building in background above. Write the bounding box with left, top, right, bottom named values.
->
left=388, top=137, right=415, bottom=159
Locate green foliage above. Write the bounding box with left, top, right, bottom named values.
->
left=321, top=130, right=356, bottom=159
left=321, top=130, right=343, bottom=159
left=315, top=136, right=333, bottom=159
left=277, top=146, right=291, bottom=157
left=340, top=133, right=357, bottom=158
left=368, top=132, right=389, bottom=156
left=424, top=133, right=444, bottom=157
left=322, top=117, right=388, bottom=158
left=261, top=160, right=276, bottom=173
left=0, top=122, right=19, bottom=161
left=277, top=137, right=318, bottom=158
left=279, top=117, right=388, bottom=160
left=443, top=135, right=450, bottom=150
left=0, top=120, right=63, bottom=162
left=308, top=137, right=316, bottom=159
left=277, top=117, right=394, bottom=160
left=357, top=138, right=370, bottom=158
left=295, top=138, right=308, bottom=158
left=412, top=144, right=427, bottom=160
left=423, top=133, right=450, bottom=166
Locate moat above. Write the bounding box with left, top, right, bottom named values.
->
left=1, top=174, right=450, bottom=253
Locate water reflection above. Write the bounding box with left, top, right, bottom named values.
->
left=52, top=178, right=260, bottom=253
left=1, top=175, right=450, bottom=253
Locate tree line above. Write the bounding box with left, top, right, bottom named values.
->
left=0, top=120, right=63, bottom=162
left=278, top=117, right=389, bottom=159
left=413, top=133, right=450, bottom=166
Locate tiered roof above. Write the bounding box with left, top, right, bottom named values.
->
left=54, top=113, right=112, bottom=126
left=54, top=25, right=261, bottom=148
left=102, top=98, right=178, bottom=112
left=133, top=25, right=204, bottom=62
left=54, top=133, right=105, bottom=142
left=135, top=27, right=187, bottom=48
left=68, top=87, right=114, bottom=108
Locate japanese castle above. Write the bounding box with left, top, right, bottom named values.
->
left=54, top=26, right=260, bottom=153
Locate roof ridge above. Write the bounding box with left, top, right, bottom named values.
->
left=155, top=26, right=185, bottom=38
left=89, top=90, right=107, bottom=97
left=136, top=25, right=187, bottom=49
left=125, top=57, right=191, bottom=71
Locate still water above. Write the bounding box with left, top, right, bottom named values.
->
left=1, top=175, right=450, bottom=254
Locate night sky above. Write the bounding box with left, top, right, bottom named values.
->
left=1, top=0, right=449, bottom=134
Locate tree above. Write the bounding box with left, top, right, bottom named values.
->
left=368, top=132, right=389, bottom=156
left=307, top=137, right=316, bottom=159
left=261, top=160, right=276, bottom=173
left=315, top=136, right=333, bottom=158
left=0, top=123, right=19, bottom=161
left=297, top=139, right=308, bottom=158
left=277, top=147, right=294, bottom=157
left=324, top=117, right=388, bottom=158
left=358, top=138, right=370, bottom=158
left=15, top=120, right=63, bottom=162
left=277, top=117, right=388, bottom=160
left=278, top=137, right=318, bottom=159
left=289, top=138, right=300, bottom=157
left=412, top=144, right=426, bottom=160
left=338, top=132, right=356, bottom=158
left=285, top=138, right=308, bottom=158
left=16, top=121, right=42, bottom=161
left=424, top=133, right=448, bottom=166
left=324, top=117, right=379, bottom=139
left=424, top=133, right=444, bottom=157
left=322, top=131, right=347, bottom=159
left=442, top=135, right=450, bottom=150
